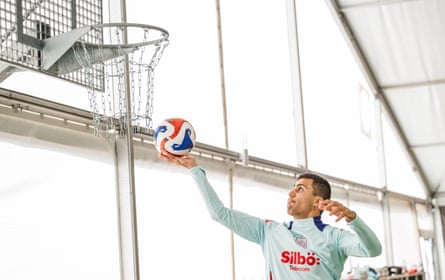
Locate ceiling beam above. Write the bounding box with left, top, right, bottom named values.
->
left=382, top=78, right=445, bottom=90
left=339, top=0, right=421, bottom=11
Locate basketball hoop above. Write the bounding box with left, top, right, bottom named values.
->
left=57, top=22, right=169, bottom=136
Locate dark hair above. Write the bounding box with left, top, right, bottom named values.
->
left=297, top=173, right=331, bottom=200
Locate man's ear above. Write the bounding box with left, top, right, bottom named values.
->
left=313, top=196, right=323, bottom=207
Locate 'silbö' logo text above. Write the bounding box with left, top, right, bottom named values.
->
left=280, top=251, right=320, bottom=266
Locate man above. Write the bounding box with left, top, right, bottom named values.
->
left=159, top=153, right=382, bottom=280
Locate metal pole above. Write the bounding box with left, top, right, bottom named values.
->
left=107, top=0, right=140, bottom=279
left=215, top=0, right=236, bottom=279
left=113, top=131, right=141, bottom=280
left=286, top=0, right=308, bottom=168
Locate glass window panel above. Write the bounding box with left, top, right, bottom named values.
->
left=389, top=197, right=422, bottom=269
left=126, top=0, right=226, bottom=148
left=135, top=164, right=232, bottom=279
left=296, top=0, right=380, bottom=187
left=0, top=140, right=119, bottom=280
left=346, top=193, right=386, bottom=273
left=382, top=113, right=427, bottom=199
left=2, top=72, right=91, bottom=111
left=321, top=190, right=385, bottom=276
left=220, top=0, right=298, bottom=165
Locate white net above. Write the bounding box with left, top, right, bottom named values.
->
left=71, top=23, right=169, bottom=136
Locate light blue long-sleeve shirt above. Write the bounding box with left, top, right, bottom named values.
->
left=190, top=166, right=382, bottom=280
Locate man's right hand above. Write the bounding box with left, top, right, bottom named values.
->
left=158, top=153, right=198, bottom=169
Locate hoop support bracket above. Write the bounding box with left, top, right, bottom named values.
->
left=41, top=26, right=91, bottom=72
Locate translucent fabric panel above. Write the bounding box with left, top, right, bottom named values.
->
left=232, top=177, right=290, bottom=279
left=389, top=197, right=421, bottom=269
left=220, top=0, right=298, bottom=165
left=382, top=113, right=427, bottom=199
left=0, top=139, right=119, bottom=280
left=296, top=0, right=380, bottom=187
left=135, top=162, right=232, bottom=280
left=125, top=0, right=226, bottom=148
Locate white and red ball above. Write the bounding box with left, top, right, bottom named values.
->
left=154, top=118, right=196, bottom=156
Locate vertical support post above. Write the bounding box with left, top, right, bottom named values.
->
left=433, top=205, right=445, bottom=280
left=106, top=0, right=140, bottom=280
left=214, top=1, right=236, bottom=279
left=214, top=0, right=236, bottom=278
left=382, top=193, right=394, bottom=265
left=374, top=97, right=394, bottom=265
left=113, top=131, right=140, bottom=280
left=285, top=0, right=307, bottom=168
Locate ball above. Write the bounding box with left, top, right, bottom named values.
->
left=153, top=118, right=196, bottom=156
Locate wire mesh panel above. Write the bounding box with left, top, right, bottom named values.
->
left=0, top=0, right=102, bottom=86
left=0, top=1, right=169, bottom=136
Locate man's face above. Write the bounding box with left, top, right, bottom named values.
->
left=287, top=178, right=322, bottom=219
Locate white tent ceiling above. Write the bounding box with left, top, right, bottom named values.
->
left=326, top=0, right=445, bottom=198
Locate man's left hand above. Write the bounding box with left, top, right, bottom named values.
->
left=318, top=200, right=356, bottom=222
